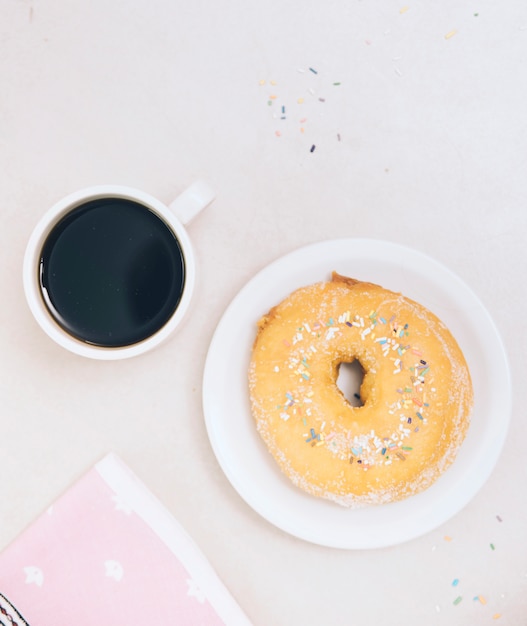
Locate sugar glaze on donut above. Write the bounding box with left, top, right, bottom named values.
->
left=248, top=273, right=473, bottom=507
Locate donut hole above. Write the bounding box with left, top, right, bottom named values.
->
left=336, top=359, right=365, bottom=407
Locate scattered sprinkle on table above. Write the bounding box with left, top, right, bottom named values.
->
left=496, top=515, right=503, bottom=522
left=452, top=578, right=459, bottom=587
left=453, top=596, right=462, bottom=606
left=490, top=543, right=496, bottom=550
left=445, top=29, right=458, bottom=39
left=473, top=595, right=487, bottom=605
left=400, top=6, right=409, bottom=14
left=444, top=535, right=453, bottom=542
left=260, top=67, right=344, bottom=145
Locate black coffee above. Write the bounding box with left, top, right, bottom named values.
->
left=39, top=198, right=185, bottom=347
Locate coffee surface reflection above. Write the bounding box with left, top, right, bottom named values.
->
left=39, top=198, right=185, bottom=347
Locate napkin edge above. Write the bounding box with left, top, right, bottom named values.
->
left=95, top=452, right=252, bottom=626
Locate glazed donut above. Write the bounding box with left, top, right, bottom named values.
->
left=248, top=272, right=473, bottom=507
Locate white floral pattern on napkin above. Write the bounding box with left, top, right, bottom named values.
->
left=0, top=454, right=251, bottom=626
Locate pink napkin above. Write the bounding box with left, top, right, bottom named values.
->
left=0, top=454, right=252, bottom=625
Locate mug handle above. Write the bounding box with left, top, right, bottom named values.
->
left=169, top=180, right=215, bottom=225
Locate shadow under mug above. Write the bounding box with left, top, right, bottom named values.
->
left=23, top=181, right=215, bottom=360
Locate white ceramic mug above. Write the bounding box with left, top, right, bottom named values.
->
left=23, top=181, right=215, bottom=360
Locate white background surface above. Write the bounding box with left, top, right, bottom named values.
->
left=1, top=1, right=525, bottom=624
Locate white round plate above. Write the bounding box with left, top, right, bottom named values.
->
left=202, top=239, right=511, bottom=549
